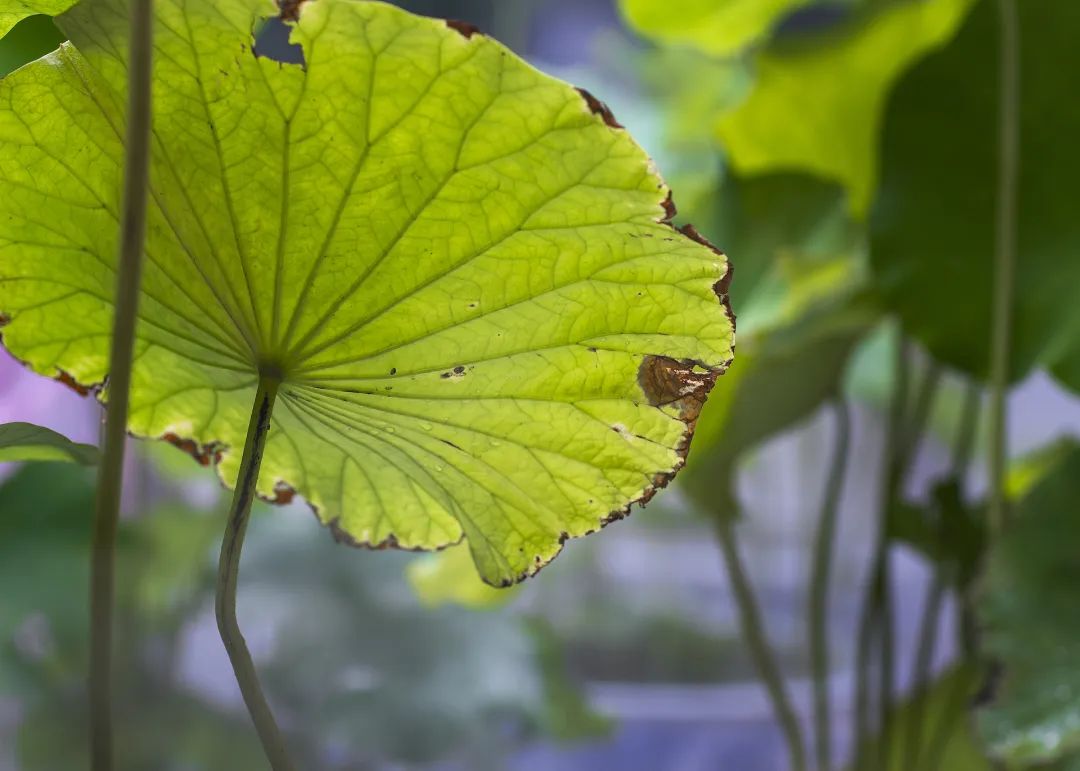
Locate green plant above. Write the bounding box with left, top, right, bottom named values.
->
left=0, top=0, right=733, bottom=766
left=620, top=0, right=1080, bottom=768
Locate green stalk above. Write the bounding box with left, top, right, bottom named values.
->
left=715, top=518, right=807, bottom=771
left=808, top=398, right=851, bottom=771
left=216, top=376, right=296, bottom=771
left=987, top=0, right=1020, bottom=539
left=89, top=0, right=154, bottom=767
left=920, top=381, right=982, bottom=771
left=852, top=331, right=909, bottom=770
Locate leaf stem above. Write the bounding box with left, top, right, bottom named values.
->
left=987, top=0, right=1020, bottom=539
left=216, top=376, right=296, bottom=771
left=715, top=518, right=807, bottom=771
left=852, top=331, right=910, bottom=770
left=89, top=0, right=154, bottom=767
left=808, top=398, right=850, bottom=771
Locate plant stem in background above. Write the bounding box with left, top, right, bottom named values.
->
left=216, top=376, right=296, bottom=771
left=808, top=398, right=851, bottom=771
left=89, top=1, right=153, bottom=767
left=920, top=381, right=982, bottom=771
left=987, top=0, right=1020, bottom=539
left=852, top=331, right=909, bottom=770
left=715, top=519, right=807, bottom=771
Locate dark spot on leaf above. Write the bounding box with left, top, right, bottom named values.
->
left=55, top=370, right=92, bottom=397
left=162, top=433, right=223, bottom=467
left=576, top=88, right=623, bottom=129
left=440, top=438, right=463, bottom=451
left=0, top=312, right=9, bottom=327
left=390, top=367, right=397, bottom=375
left=446, top=19, right=481, bottom=38
left=440, top=372, right=451, bottom=379
left=660, top=191, right=677, bottom=223
left=277, top=0, right=304, bottom=22
left=261, top=480, right=296, bottom=505
left=453, top=365, right=465, bottom=374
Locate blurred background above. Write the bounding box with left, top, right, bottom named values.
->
left=4, top=0, right=1080, bottom=769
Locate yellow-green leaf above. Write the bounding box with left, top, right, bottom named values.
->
left=0, top=0, right=734, bottom=585
left=715, top=0, right=975, bottom=216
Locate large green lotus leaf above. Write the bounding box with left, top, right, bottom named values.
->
left=871, top=0, right=1080, bottom=387
left=0, top=0, right=733, bottom=585
left=619, top=0, right=812, bottom=57
left=0, top=421, right=98, bottom=464
left=715, top=0, right=975, bottom=216
left=0, top=0, right=73, bottom=38
left=977, top=445, right=1080, bottom=764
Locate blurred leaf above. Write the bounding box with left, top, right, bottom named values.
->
left=407, top=543, right=519, bottom=609
left=0, top=0, right=72, bottom=38
left=0, top=13, right=61, bottom=76
left=529, top=618, right=612, bottom=741
left=619, top=0, right=813, bottom=56
left=887, top=477, right=985, bottom=590
left=0, top=462, right=93, bottom=695
left=684, top=295, right=877, bottom=517
left=0, top=421, right=98, bottom=465
left=709, top=172, right=858, bottom=318
left=245, top=517, right=606, bottom=765
left=977, top=445, right=1080, bottom=764
left=716, top=0, right=975, bottom=215
left=1006, top=437, right=1078, bottom=502
left=871, top=0, right=1080, bottom=387
left=849, top=666, right=990, bottom=770
left=19, top=689, right=266, bottom=771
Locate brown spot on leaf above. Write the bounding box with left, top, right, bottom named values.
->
left=162, top=433, right=223, bottom=467
left=576, top=88, right=623, bottom=129
left=278, top=0, right=304, bottom=21
left=660, top=191, right=677, bottom=223
left=262, top=480, right=296, bottom=505
left=0, top=313, right=10, bottom=327
left=55, top=370, right=92, bottom=396
left=446, top=19, right=481, bottom=38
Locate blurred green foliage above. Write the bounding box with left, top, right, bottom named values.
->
left=0, top=422, right=98, bottom=465
left=620, top=0, right=814, bottom=56
left=0, top=464, right=606, bottom=769
left=978, top=443, right=1080, bottom=765
left=871, top=0, right=1080, bottom=388
left=849, top=667, right=991, bottom=770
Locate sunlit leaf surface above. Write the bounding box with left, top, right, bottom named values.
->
left=0, top=0, right=733, bottom=584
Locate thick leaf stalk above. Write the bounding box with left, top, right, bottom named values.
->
left=89, top=0, right=153, bottom=767
left=215, top=375, right=296, bottom=771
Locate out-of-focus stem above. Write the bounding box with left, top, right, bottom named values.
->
left=715, top=519, right=807, bottom=771
left=89, top=1, right=154, bottom=767
left=809, top=398, right=851, bottom=771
